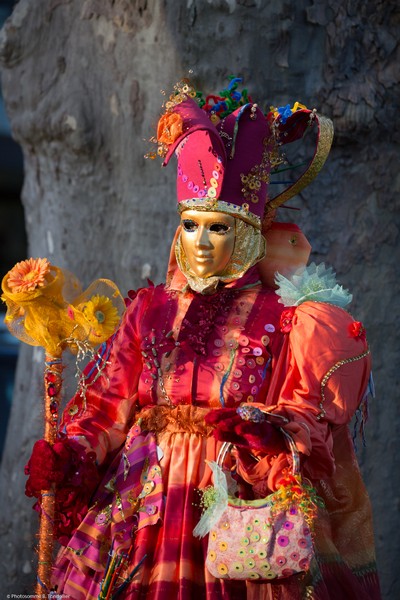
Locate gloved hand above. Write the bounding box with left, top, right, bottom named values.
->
left=25, top=437, right=98, bottom=496
left=205, top=406, right=285, bottom=454
left=25, top=439, right=71, bottom=496
left=25, top=437, right=99, bottom=544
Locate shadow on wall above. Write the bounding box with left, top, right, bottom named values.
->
left=0, top=320, right=19, bottom=462
left=0, top=0, right=26, bottom=461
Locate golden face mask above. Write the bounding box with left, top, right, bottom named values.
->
left=176, top=210, right=266, bottom=294
left=180, top=210, right=236, bottom=279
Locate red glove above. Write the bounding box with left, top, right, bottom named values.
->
left=205, top=407, right=285, bottom=454
left=25, top=439, right=73, bottom=496
left=25, top=437, right=99, bottom=544
left=25, top=437, right=97, bottom=496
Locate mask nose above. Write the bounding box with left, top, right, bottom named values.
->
left=195, top=226, right=213, bottom=250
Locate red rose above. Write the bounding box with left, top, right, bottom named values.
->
left=280, top=307, right=296, bottom=333
left=348, top=321, right=366, bottom=342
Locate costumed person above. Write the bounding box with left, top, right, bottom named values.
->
left=25, top=77, right=381, bottom=599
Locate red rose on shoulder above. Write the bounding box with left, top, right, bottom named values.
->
left=348, top=321, right=367, bottom=342
left=280, top=307, right=297, bottom=333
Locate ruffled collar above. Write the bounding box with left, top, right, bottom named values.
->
left=167, top=263, right=261, bottom=294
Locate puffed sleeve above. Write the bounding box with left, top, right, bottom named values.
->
left=60, top=287, right=152, bottom=464
left=237, top=301, right=371, bottom=491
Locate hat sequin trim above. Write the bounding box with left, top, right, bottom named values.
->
left=178, top=198, right=261, bottom=230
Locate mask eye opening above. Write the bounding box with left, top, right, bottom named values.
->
left=182, top=219, right=198, bottom=232
left=209, top=223, right=230, bottom=234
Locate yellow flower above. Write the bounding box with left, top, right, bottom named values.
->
left=79, top=295, right=120, bottom=341
left=7, top=258, right=51, bottom=293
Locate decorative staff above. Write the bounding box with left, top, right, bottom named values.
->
left=1, top=257, right=125, bottom=595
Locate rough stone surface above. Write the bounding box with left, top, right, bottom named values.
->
left=0, top=0, right=398, bottom=596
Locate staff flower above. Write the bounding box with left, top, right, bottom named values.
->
left=78, top=295, right=120, bottom=343
left=7, top=258, right=51, bottom=294
left=2, top=258, right=125, bottom=356
left=1, top=258, right=73, bottom=355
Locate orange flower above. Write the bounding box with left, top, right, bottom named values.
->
left=157, top=112, right=183, bottom=145
left=7, top=257, right=51, bottom=293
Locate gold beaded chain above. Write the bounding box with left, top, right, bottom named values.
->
left=317, top=347, right=371, bottom=420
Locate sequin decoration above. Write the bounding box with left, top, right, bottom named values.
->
left=217, top=563, right=228, bottom=575
left=232, top=562, right=244, bottom=573
left=95, top=504, right=112, bottom=526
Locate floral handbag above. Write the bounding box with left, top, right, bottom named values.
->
left=194, top=427, right=321, bottom=581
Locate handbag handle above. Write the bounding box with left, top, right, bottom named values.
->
left=216, top=409, right=300, bottom=477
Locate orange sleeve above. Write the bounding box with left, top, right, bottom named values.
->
left=237, top=301, right=371, bottom=491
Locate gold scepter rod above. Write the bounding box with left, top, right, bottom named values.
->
left=35, top=354, right=63, bottom=595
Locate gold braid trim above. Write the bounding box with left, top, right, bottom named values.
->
left=266, top=114, right=334, bottom=212
left=138, top=404, right=213, bottom=437
left=316, top=347, right=370, bottom=420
